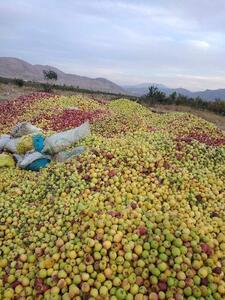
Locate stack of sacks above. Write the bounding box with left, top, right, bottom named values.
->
left=0, top=122, right=48, bottom=171
left=0, top=122, right=90, bottom=171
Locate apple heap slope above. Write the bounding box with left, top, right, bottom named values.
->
left=0, top=93, right=225, bottom=300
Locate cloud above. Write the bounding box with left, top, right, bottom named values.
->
left=188, top=40, right=210, bottom=49
left=0, top=0, right=225, bottom=90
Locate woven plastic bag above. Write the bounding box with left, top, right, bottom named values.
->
left=18, top=151, right=51, bottom=170
left=43, top=122, right=90, bottom=154
left=16, top=135, right=34, bottom=154
left=0, top=135, right=11, bottom=151
left=4, top=138, right=21, bottom=153
left=33, top=134, right=45, bottom=152
left=0, top=153, right=15, bottom=168
left=11, top=122, right=41, bottom=138
left=53, top=146, right=85, bottom=162
left=13, top=153, right=24, bottom=164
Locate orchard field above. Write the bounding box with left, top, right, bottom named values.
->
left=0, top=92, right=225, bottom=300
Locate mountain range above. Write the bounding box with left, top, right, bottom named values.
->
left=123, top=83, right=225, bottom=101
left=0, top=57, right=225, bottom=101
left=0, top=57, right=125, bottom=94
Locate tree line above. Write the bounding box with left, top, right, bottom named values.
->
left=140, top=86, right=225, bottom=116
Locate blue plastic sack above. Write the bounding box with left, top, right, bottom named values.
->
left=33, top=135, right=45, bottom=152
left=25, top=158, right=50, bottom=171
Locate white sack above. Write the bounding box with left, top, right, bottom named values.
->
left=43, top=122, right=90, bottom=154
left=4, top=138, right=21, bottom=153
left=13, top=153, right=24, bottom=164
left=11, top=122, right=41, bottom=138
left=18, top=151, right=51, bottom=168
left=0, top=135, right=11, bottom=151
left=53, top=146, right=85, bottom=162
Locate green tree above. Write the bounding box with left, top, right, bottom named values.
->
left=42, top=70, right=57, bottom=92
left=175, top=94, right=188, bottom=105
left=14, top=78, right=24, bottom=87
left=168, top=91, right=177, bottom=104
left=141, top=86, right=166, bottom=104
left=43, top=70, right=58, bottom=81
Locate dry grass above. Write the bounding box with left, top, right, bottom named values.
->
left=0, top=82, right=119, bottom=102
left=0, top=83, right=37, bottom=101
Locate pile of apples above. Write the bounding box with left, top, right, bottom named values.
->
left=0, top=93, right=54, bottom=134
left=0, top=94, right=225, bottom=299
left=32, top=109, right=108, bottom=132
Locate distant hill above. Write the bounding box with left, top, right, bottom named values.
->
left=123, top=83, right=225, bottom=101
left=0, top=57, right=125, bottom=94
left=1, top=57, right=224, bottom=100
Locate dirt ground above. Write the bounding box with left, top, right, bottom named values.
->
left=1, top=82, right=225, bottom=131
left=0, top=82, right=120, bottom=102
left=0, top=82, right=37, bottom=101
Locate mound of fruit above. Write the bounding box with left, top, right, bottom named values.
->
left=0, top=93, right=225, bottom=300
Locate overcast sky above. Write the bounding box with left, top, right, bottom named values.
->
left=1, top=0, right=225, bottom=90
